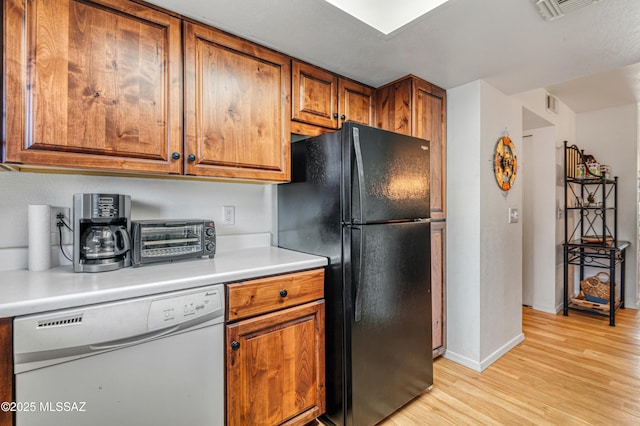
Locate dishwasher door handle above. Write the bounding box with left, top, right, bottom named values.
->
left=90, top=325, right=180, bottom=351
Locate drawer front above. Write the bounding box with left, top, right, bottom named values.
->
left=227, top=269, right=324, bottom=321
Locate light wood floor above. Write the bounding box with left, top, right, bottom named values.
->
left=379, top=306, right=640, bottom=425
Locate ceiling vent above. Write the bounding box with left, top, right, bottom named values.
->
left=534, top=0, right=600, bottom=21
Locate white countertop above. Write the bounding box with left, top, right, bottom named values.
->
left=0, top=246, right=327, bottom=317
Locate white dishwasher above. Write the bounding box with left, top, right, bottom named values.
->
left=13, top=284, right=225, bottom=426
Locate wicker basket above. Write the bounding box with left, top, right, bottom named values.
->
left=581, top=235, right=614, bottom=246
left=570, top=292, right=619, bottom=313
left=580, top=272, right=614, bottom=304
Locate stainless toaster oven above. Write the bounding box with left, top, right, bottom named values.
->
left=131, top=219, right=216, bottom=267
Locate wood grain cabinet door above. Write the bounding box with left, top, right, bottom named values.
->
left=226, top=301, right=326, bottom=426
left=184, top=22, right=291, bottom=181
left=375, top=75, right=447, bottom=219
left=431, top=221, right=446, bottom=356
left=292, top=60, right=375, bottom=131
left=4, top=0, right=183, bottom=174
left=0, top=319, right=12, bottom=426
left=413, top=80, right=446, bottom=220
left=292, top=60, right=339, bottom=129
left=375, top=77, right=412, bottom=136
left=338, top=79, right=375, bottom=128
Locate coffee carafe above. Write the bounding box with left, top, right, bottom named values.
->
left=73, top=194, right=132, bottom=272
left=81, top=225, right=131, bottom=260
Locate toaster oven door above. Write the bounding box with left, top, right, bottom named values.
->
left=135, top=223, right=204, bottom=265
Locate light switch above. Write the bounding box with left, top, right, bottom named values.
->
left=509, top=208, right=519, bottom=224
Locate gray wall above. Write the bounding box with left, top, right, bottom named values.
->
left=446, top=79, right=524, bottom=371
left=0, top=172, right=273, bottom=270
left=576, top=104, right=638, bottom=308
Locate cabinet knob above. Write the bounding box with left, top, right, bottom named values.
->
left=333, top=113, right=338, bottom=119
left=171, top=152, right=181, bottom=160
left=341, top=115, right=346, bottom=120
left=279, top=289, right=288, bottom=297
left=231, top=341, right=240, bottom=351
left=187, top=154, right=196, bottom=162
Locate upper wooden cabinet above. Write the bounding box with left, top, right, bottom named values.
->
left=292, top=60, right=374, bottom=133
left=376, top=75, right=446, bottom=220
left=4, top=0, right=290, bottom=182
left=292, top=61, right=338, bottom=129
left=183, top=22, right=291, bottom=182
left=4, top=0, right=183, bottom=174
left=339, top=78, right=376, bottom=128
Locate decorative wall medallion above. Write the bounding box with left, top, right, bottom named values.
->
left=493, top=136, right=517, bottom=191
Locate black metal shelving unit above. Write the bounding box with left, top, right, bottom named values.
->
left=563, top=141, right=627, bottom=326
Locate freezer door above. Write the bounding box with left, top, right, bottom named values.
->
left=347, top=221, right=432, bottom=426
left=345, top=123, right=430, bottom=224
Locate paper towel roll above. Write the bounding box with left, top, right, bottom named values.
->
left=28, top=204, right=51, bottom=271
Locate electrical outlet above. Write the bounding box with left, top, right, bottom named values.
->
left=223, top=206, right=235, bottom=225
left=51, top=207, right=72, bottom=245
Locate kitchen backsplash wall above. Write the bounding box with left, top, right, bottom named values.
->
left=0, top=172, right=275, bottom=270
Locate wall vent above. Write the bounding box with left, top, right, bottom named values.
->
left=546, top=93, right=559, bottom=114
left=534, top=0, right=601, bottom=21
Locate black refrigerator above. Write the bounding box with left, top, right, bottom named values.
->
left=278, top=123, right=433, bottom=426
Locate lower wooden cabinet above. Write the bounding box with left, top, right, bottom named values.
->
left=0, top=318, right=12, bottom=426
left=431, top=221, right=446, bottom=357
left=225, top=269, right=326, bottom=426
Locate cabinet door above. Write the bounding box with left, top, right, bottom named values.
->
left=184, top=22, right=291, bottom=181
left=226, top=301, right=325, bottom=426
left=431, top=221, right=446, bottom=356
left=414, top=80, right=446, bottom=220
left=339, top=79, right=375, bottom=127
left=374, top=77, right=412, bottom=136
left=4, top=0, right=182, bottom=174
left=292, top=60, right=338, bottom=129
left=0, top=319, right=12, bottom=426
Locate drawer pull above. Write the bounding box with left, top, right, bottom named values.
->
left=231, top=341, right=240, bottom=351
left=279, top=289, right=288, bottom=297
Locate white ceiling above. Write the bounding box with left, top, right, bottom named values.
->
left=321, top=0, right=451, bottom=35
left=147, top=0, right=640, bottom=113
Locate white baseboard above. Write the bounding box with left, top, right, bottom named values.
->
left=531, top=303, right=561, bottom=314
left=479, top=333, right=525, bottom=371
left=443, top=350, right=482, bottom=372
left=444, top=332, right=525, bottom=373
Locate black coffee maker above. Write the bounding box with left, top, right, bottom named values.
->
left=73, top=193, right=132, bottom=272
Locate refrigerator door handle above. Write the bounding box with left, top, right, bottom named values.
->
left=352, top=127, right=365, bottom=224
left=354, top=226, right=364, bottom=322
